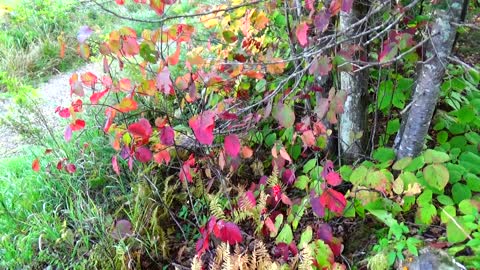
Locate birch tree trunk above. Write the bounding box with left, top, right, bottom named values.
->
left=394, top=0, right=464, bottom=158
left=338, top=3, right=369, bottom=161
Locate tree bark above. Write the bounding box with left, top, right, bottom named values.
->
left=394, top=0, right=464, bottom=158
left=338, top=4, right=369, bottom=161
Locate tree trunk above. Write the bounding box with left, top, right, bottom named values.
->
left=394, top=0, right=464, bottom=158
left=338, top=4, right=369, bottom=161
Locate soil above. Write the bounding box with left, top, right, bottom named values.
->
left=0, top=62, right=102, bottom=159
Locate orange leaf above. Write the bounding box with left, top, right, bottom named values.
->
left=117, top=98, right=138, bottom=113
left=241, top=146, right=253, bottom=158
left=32, top=158, right=40, bottom=172
left=81, top=72, right=98, bottom=87
left=78, top=43, right=90, bottom=59
left=266, top=58, right=286, bottom=74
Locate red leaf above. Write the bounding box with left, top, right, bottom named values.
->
left=56, top=107, right=71, bottom=118
left=168, top=45, right=181, bottom=66
left=342, top=0, right=354, bottom=12
left=305, top=0, right=314, bottom=10
left=215, top=220, right=243, bottom=245
left=156, top=67, right=174, bottom=95
left=240, top=191, right=257, bottom=209
left=309, top=55, right=332, bottom=76
left=316, top=224, right=333, bottom=243
left=104, top=108, right=116, bottom=133
left=122, top=36, right=139, bottom=57
left=69, top=73, right=84, bottom=97
left=329, top=237, right=343, bottom=257
left=70, top=119, right=86, bottom=131
left=112, top=155, right=120, bottom=175
left=159, top=126, right=174, bottom=146
left=90, top=89, right=108, bottom=104
left=310, top=192, right=325, bottom=218
left=119, top=78, right=132, bottom=92
left=81, top=72, right=97, bottom=87
left=329, top=0, right=342, bottom=16
left=189, top=110, right=215, bottom=145
left=320, top=188, right=346, bottom=215
left=72, top=99, right=83, bottom=112
left=150, top=0, right=164, bottom=15
left=196, top=232, right=209, bottom=256
left=314, top=11, right=330, bottom=32
left=128, top=118, right=152, bottom=140
left=282, top=169, right=296, bottom=185
left=224, top=134, right=240, bottom=157
left=32, top=158, right=40, bottom=172
left=66, top=164, right=76, bottom=174
left=274, top=243, right=290, bottom=261
left=115, top=0, right=125, bottom=4
left=179, top=162, right=193, bottom=183
left=379, top=41, right=398, bottom=63
left=295, top=22, right=309, bottom=47
left=326, top=172, right=342, bottom=186
left=135, top=146, right=152, bottom=163
left=153, top=150, right=171, bottom=165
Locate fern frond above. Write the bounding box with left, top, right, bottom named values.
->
left=191, top=255, right=203, bottom=270
left=221, top=243, right=232, bottom=270
left=209, top=194, right=227, bottom=220
left=298, top=244, right=314, bottom=270
left=267, top=167, right=280, bottom=187
left=232, top=209, right=251, bottom=223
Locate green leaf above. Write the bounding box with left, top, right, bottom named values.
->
left=456, top=106, right=475, bottom=124
left=423, top=149, right=450, bottom=164
left=449, top=136, right=467, bottom=149
left=465, top=132, right=480, bottom=145
left=392, top=157, right=412, bottom=170
left=373, top=147, right=396, bottom=163
left=465, top=173, right=480, bottom=192
left=416, top=190, right=432, bottom=206
left=440, top=205, right=456, bottom=223
left=339, top=165, right=353, bottom=181
left=458, top=200, right=477, bottom=215
left=299, top=226, right=313, bottom=249
left=276, top=224, right=293, bottom=244
left=446, top=163, right=465, bottom=184
left=404, top=155, right=425, bottom=172
left=437, top=131, right=449, bottom=145
left=378, top=80, right=394, bottom=110
left=222, top=30, right=238, bottom=43
left=452, top=183, right=472, bottom=204
left=350, top=165, right=368, bottom=185
left=446, top=216, right=472, bottom=243
left=423, top=164, right=449, bottom=191
left=264, top=133, right=276, bottom=147
left=273, top=103, right=295, bottom=128
left=437, top=195, right=454, bottom=206
left=303, top=159, right=317, bottom=174
left=311, top=240, right=334, bottom=268
left=415, top=203, right=436, bottom=225
left=294, top=175, right=309, bottom=190
left=386, top=119, right=400, bottom=134
left=459, top=152, right=480, bottom=174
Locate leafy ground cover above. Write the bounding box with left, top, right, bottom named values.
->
left=0, top=0, right=480, bottom=269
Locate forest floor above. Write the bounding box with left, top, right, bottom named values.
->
left=0, top=62, right=101, bottom=159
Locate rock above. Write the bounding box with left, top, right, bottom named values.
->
left=398, top=248, right=466, bottom=270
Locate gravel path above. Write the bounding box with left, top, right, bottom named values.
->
left=0, top=62, right=102, bottom=159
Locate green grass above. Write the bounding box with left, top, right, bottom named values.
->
left=0, top=100, right=121, bottom=268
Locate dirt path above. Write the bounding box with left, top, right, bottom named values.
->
left=0, top=62, right=102, bottom=159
